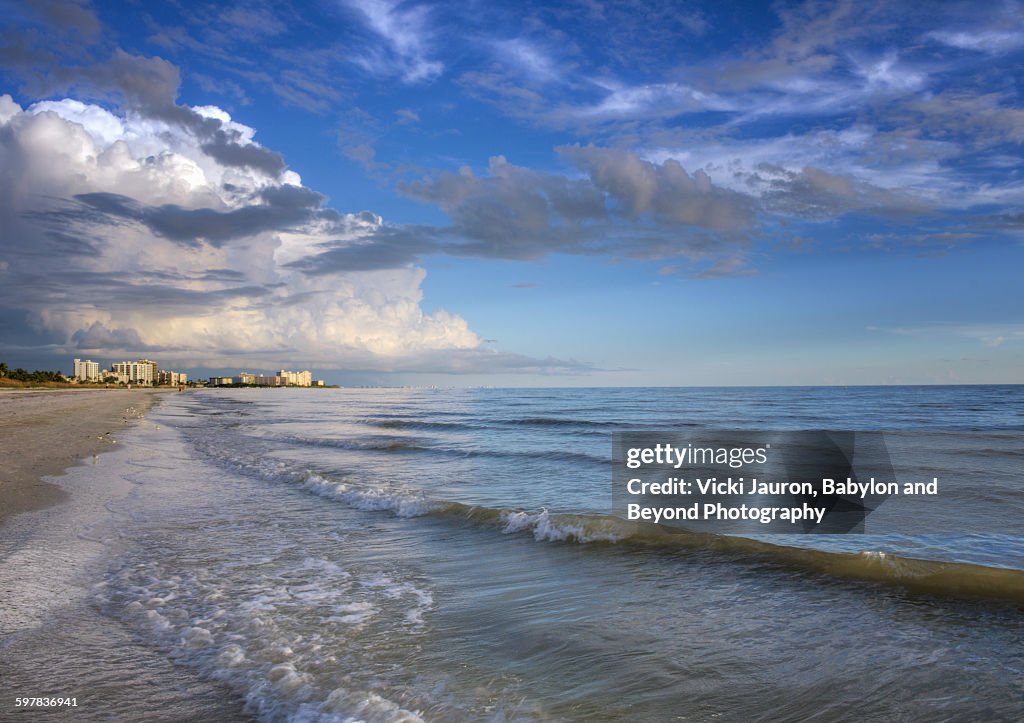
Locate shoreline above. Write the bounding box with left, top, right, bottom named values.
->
left=0, top=388, right=255, bottom=721
left=0, top=388, right=167, bottom=526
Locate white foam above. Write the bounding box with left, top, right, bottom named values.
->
left=267, top=662, right=310, bottom=694
left=88, top=395, right=445, bottom=721
left=301, top=472, right=437, bottom=518
left=182, top=626, right=213, bottom=647
left=500, top=509, right=621, bottom=543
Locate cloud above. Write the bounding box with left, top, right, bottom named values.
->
left=398, top=155, right=606, bottom=259
left=26, top=0, right=101, bottom=40
left=446, top=0, right=1021, bottom=226
left=390, top=140, right=956, bottom=268
left=66, top=185, right=326, bottom=248
left=216, top=5, right=287, bottom=39
left=926, top=3, right=1024, bottom=54
left=200, top=128, right=286, bottom=176
left=491, top=38, right=563, bottom=84
left=696, top=257, right=758, bottom=279
left=394, top=107, right=419, bottom=124
left=343, top=0, right=443, bottom=82
left=71, top=321, right=148, bottom=350
left=0, top=94, right=562, bottom=373
left=897, top=92, right=1024, bottom=148
left=567, top=82, right=733, bottom=121
left=5, top=31, right=299, bottom=177
left=391, top=138, right=962, bottom=268
left=558, top=146, right=755, bottom=231
left=395, top=149, right=757, bottom=265
left=751, top=164, right=926, bottom=218
left=929, top=29, right=1024, bottom=53
left=868, top=323, right=1024, bottom=348
left=286, top=221, right=440, bottom=273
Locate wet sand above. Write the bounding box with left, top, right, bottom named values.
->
left=0, top=389, right=164, bottom=526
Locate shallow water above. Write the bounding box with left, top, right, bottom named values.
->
left=3, top=386, right=1023, bottom=720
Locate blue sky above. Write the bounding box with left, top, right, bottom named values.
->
left=0, top=0, right=1022, bottom=385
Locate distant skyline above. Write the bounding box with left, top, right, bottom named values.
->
left=1, top=0, right=1022, bottom=386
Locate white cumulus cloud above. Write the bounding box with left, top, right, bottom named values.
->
left=0, top=94, right=486, bottom=371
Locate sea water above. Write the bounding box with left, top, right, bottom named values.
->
left=2, top=386, right=1023, bottom=720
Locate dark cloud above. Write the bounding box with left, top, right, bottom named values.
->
left=559, top=145, right=756, bottom=231
left=3, top=266, right=274, bottom=315
left=43, top=230, right=101, bottom=256
left=3, top=19, right=286, bottom=178
left=991, top=213, right=1024, bottom=228
left=288, top=225, right=440, bottom=273
left=70, top=186, right=327, bottom=247
left=753, top=164, right=925, bottom=219
left=0, top=27, right=58, bottom=68
left=26, top=0, right=101, bottom=39
left=399, top=155, right=605, bottom=258
left=394, top=149, right=755, bottom=265
left=200, top=129, right=286, bottom=176
left=51, top=49, right=191, bottom=124
left=71, top=321, right=146, bottom=350
left=897, top=92, right=1024, bottom=148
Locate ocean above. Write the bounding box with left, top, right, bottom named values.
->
left=3, top=386, right=1023, bottom=720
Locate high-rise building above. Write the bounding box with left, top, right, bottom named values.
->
left=205, top=370, right=319, bottom=387
left=111, top=359, right=158, bottom=385
left=157, top=370, right=188, bottom=386
left=72, top=358, right=100, bottom=382
left=278, top=369, right=313, bottom=386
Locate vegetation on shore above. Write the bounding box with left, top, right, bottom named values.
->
left=0, top=362, right=126, bottom=389
left=0, top=362, right=67, bottom=384
left=0, top=363, right=340, bottom=389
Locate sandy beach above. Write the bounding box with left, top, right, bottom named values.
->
left=0, top=388, right=253, bottom=720
left=0, top=389, right=164, bottom=526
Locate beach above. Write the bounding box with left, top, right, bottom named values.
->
left=0, top=389, right=161, bottom=525
left=0, top=389, right=253, bottom=721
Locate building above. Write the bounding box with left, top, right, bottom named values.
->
left=206, top=369, right=322, bottom=387
left=278, top=369, right=313, bottom=387
left=72, top=358, right=100, bottom=382
left=111, top=359, right=158, bottom=385
left=157, top=370, right=188, bottom=386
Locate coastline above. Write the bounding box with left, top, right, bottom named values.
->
left=0, top=388, right=254, bottom=720
left=0, top=388, right=166, bottom=526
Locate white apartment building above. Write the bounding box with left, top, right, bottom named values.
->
left=206, top=370, right=323, bottom=387
left=73, top=358, right=100, bottom=382
left=278, top=369, right=313, bottom=387
left=111, top=359, right=158, bottom=385
left=157, top=370, right=188, bottom=386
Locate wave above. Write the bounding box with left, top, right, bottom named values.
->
left=366, top=418, right=477, bottom=432
left=250, top=432, right=608, bottom=465
left=250, top=433, right=432, bottom=453
left=182, top=417, right=1024, bottom=607
left=501, top=416, right=621, bottom=427
left=294, top=471, right=1024, bottom=606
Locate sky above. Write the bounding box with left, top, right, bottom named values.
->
left=0, top=0, right=1022, bottom=386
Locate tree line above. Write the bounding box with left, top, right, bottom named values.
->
left=0, top=362, right=67, bottom=383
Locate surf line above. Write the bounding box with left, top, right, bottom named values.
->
left=627, top=503, right=826, bottom=525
